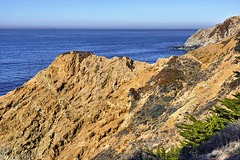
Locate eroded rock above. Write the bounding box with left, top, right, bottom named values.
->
left=0, top=33, right=240, bottom=159
left=183, top=16, right=240, bottom=50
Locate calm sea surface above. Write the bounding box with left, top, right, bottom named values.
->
left=0, top=29, right=196, bottom=96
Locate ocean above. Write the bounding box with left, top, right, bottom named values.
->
left=0, top=29, right=197, bottom=96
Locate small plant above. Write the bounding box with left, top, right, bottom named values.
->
left=177, top=92, right=240, bottom=159
left=144, top=145, right=181, bottom=160
left=197, top=120, right=240, bottom=155
left=177, top=92, right=240, bottom=148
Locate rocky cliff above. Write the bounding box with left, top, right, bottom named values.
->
left=0, top=32, right=240, bottom=159
left=183, top=16, right=240, bottom=50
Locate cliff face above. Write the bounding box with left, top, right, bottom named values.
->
left=0, top=33, right=240, bottom=159
left=183, top=16, right=240, bottom=50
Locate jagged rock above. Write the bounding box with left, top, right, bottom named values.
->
left=172, top=45, right=182, bottom=49
left=183, top=16, right=240, bottom=50
left=0, top=33, right=240, bottom=159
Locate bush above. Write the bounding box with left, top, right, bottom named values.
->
left=197, top=121, right=240, bottom=155
left=180, top=121, right=240, bottom=160
left=144, top=145, right=181, bottom=160
left=177, top=92, right=240, bottom=147
left=144, top=92, right=240, bottom=159
left=178, top=92, right=240, bottom=159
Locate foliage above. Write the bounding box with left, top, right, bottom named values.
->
left=177, top=92, right=240, bottom=147
left=144, top=145, right=181, bottom=160
left=144, top=92, right=240, bottom=159
left=212, top=92, right=240, bottom=119
left=176, top=114, right=226, bottom=147
left=197, top=121, right=240, bottom=155
left=177, top=93, right=240, bottom=159
left=179, top=121, right=240, bottom=159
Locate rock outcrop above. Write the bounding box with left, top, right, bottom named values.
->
left=0, top=33, right=240, bottom=159
left=183, top=16, right=240, bottom=50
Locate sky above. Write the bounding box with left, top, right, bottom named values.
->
left=0, top=0, right=239, bottom=29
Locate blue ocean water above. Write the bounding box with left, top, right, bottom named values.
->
left=0, top=29, right=196, bottom=96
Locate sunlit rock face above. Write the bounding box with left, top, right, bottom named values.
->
left=0, top=32, right=240, bottom=159
left=183, top=16, right=240, bottom=51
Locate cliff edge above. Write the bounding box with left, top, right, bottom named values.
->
left=0, top=33, right=240, bottom=159
left=183, top=16, right=240, bottom=50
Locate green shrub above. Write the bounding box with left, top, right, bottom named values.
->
left=211, top=92, right=240, bottom=121
left=144, top=92, right=240, bottom=159
left=198, top=121, right=240, bottom=154
left=176, top=114, right=227, bottom=147
left=177, top=92, right=240, bottom=147
left=178, top=92, right=240, bottom=159
left=144, top=145, right=181, bottom=160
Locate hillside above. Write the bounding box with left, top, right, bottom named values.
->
left=183, top=16, right=240, bottom=50
left=0, top=33, right=240, bottom=159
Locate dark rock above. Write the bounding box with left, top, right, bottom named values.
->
left=172, top=45, right=182, bottom=49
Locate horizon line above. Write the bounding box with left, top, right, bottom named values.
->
left=0, top=28, right=199, bottom=30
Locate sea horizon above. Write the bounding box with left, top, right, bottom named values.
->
left=0, top=28, right=199, bottom=30
left=1, top=0, right=240, bottom=159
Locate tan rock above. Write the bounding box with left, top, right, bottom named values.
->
left=0, top=32, right=240, bottom=159
left=183, top=16, right=240, bottom=50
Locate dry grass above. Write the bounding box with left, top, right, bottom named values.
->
left=207, top=140, right=240, bottom=159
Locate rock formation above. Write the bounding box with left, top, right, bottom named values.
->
left=183, top=16, right=240, bottom=50
left=0, top=33, right=240, bottom=159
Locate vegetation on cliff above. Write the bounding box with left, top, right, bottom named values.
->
left=144, top=92, right=240, bottom=159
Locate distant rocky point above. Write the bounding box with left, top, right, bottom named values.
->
left=173, top=16, right=240, bottom=51
left=171, top=45, right=182, bottom=49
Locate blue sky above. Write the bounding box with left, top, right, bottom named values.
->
left=0, top=0, right=239, bottom=29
